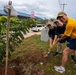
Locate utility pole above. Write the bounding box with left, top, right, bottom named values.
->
left=61, top=3, right=67, bottom=11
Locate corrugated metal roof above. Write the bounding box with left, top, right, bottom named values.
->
left=35, top=16, right=44, bottom=20
left=0, top=10, right=43, bottom=20
left=17, top=12, right=30, bottom=17
left=0, top=9, right=7, bottom=15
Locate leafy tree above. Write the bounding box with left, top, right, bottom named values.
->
left=0, top=16, right=36, bottom=64
left=0, top=16, right=7, bottom=65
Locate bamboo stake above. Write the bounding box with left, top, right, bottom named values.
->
left=5, top=1, right=12, bottom=75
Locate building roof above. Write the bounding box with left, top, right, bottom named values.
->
left=35, top=16, right=44, bottom=20
left=17, top=11, right=30, bottom=18
left=0, top=9, right=7, bottom=15
left=0, top=9, right=43, bottom=20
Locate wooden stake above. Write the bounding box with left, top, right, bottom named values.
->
left=5, top=1, right=12, bottom=75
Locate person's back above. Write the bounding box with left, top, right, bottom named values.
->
left=64, top=18, right=76, bottom=39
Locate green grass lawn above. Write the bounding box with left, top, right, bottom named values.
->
left=11, top=35, right=76, bottom=75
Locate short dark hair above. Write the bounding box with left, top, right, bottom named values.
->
left=47, top=24, right=51, bottom=27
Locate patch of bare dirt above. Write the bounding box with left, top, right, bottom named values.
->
left=1, top=35, right=48, bottom=75
left=2, top=50, right=48, bottom=75
left=0, top=67, right=15, bottom=75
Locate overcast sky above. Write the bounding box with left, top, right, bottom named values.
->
left=0, top=0, right=76, bottom=19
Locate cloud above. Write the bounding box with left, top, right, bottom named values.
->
left=0, top=0, right=76, bottom=19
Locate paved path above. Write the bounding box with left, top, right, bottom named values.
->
left=23, top=30, right=41, bottom=38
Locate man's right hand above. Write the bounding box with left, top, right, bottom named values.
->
left=50, top=44, right=53, bottom=48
